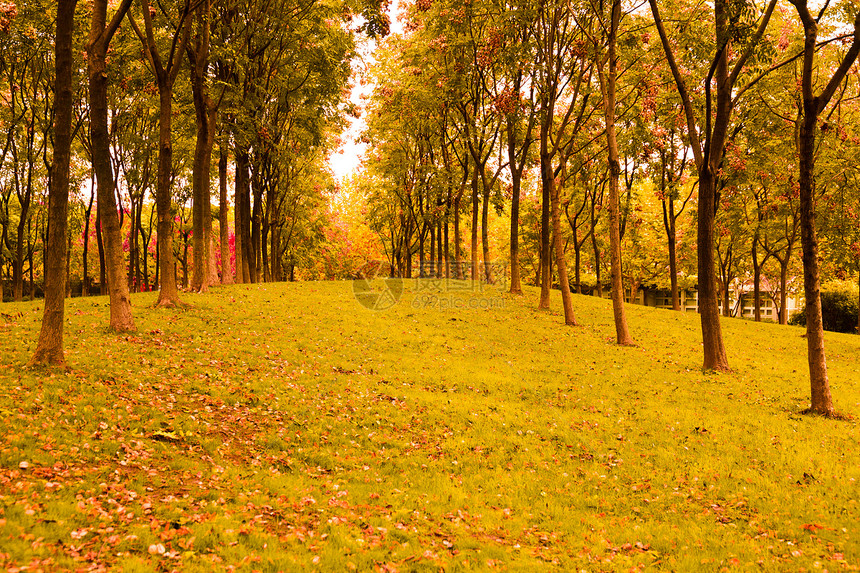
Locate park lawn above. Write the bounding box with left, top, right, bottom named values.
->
left=1, top=279, right=859, bottom=572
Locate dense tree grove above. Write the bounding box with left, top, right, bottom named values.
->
left=4, top=0, right=860, bottom=414
left=359, top=0, right=860, bottom=415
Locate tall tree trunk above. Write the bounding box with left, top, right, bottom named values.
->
left=405, top=216, right=413, bottom=278
left=418, top=221, right=426, bottom=277
left=648, top=0, right=778, bottom=371
left=13, top=219, right=24, bottom=301
left=233, top=153, right=243, bottom=283
left=697, top=170, right=728, bottom=368
left=551, top=178, right=576, bottom=325
left=752, top=235, right=762, bottom=321
left=509, top=181, right=522, bottom=293
left=798, top=112, right=830, bottom=412
left=599, top=0, right=633, bottom=345
left=235, top=150, right=251, bottom=283
left=29, top=234, right=35, bottom=301
left=444, top=195, right=450, bottom=278
left=790, top=0, right=860, bottom=415
left=470, top=165, right=479, bottom=282
left=95, top=210, right=106, bottom=294
left=130, top=0, right=191, bottom=307
left=219, top=146, right=232, bottom=284
left=453, top=189, right=462, bottom=279
left=665, top=201, right=680, bottom=311
left=127, top=197, right=137, bottom=291
left=30, top=0, right=78, bottom=365
left=428, top=222, right=435, bottom=277
left=591, top=196, right=602, bottom=298
left=481, top=185, right=492, bottom=284
left=189, top=0, right=214, bottom=293
left=538, top=149, right=552, bottom=309
left=88, top=0, right=135, bottom=329
left=507, top=115, right=524, bottom=294
left=250, top=175, right=261, bottom=283
left=154, top=87, right=182, bottom=307
left=82, top=185, right=94, bottom=296
left=436, top=216, right=443, bottom=278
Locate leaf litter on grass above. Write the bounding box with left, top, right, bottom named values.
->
left=1, top=281, right=859, bottom=571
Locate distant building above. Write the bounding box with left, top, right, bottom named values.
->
left=587, top=279, right=801, bottom=323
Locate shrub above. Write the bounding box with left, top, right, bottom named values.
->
left=789, top=281, right=859, bottom=334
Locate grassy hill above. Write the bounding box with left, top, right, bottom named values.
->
left=1, top=280, right=859, bottom=571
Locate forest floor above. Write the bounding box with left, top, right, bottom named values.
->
left=1, top=278, right=859, bottom=572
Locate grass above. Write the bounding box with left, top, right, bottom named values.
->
left=1, top=278, right=859, bottom=571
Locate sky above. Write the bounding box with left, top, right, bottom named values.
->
left=328, top=1, right=404, bottom=182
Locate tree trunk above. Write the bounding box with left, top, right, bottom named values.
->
left=698, top=170, right=729, bottom=369
left=82, top=186, right=93, bottom=296
left=13, top=222, right=24, bottom=301
left=538, top=150, right=552, bottom=309
left=454, top=188, right=462, bottom=279
left=405, top=216, right=413, bottom=278
left=470, top=165, right=479, bottom=282
left=30, top=235, right=36, bottom=301
left=798, top=113, right=831, bottom=413
left=428, top=221, right=435, bottom=277
left=30, top=0, right=78, bottom=365
left=599, top=0, right=634, bottom=345
left=481, top=185, right=492, bottom=284
left=88, top=0, right=135, bottom=329
left=507, top=119, right=524, bottom=294
left=189, top=0, right=214, bottom=293
left=437, top=216, right=443, bottom=278
left=219, top=146, right=232, bottom=284
left=250, top=174, right=261, bottom=283
left=790, top=0, right=860, bottom=414
left=95, top=210, right=106, bottom=294
left=666, top=202, right=680, bottom=311
left=154, top=87, right=182, bottom=307
left=551, top=178, right=576, bottom=325
left=752, top=235, right=762, bottom=321
left=591, top=195, right=602, bottom=298
left=235, top=150, right=252, bottom=283
left=444, top=203, right=450, bottom=278
left=509, top=182, right=522, bottom=293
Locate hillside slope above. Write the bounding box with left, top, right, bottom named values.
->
left=1, top=280, right=859, bottom=571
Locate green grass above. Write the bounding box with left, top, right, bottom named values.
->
left=1, top=279, right=859, bottom=571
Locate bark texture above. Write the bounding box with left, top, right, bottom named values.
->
left=30, top=0, right=79, bottom=366
left=599, top=0, right=633, bottom=345
left=791, top=0, right=860, bottom=415
left=88, top=0, right=135, bottom=331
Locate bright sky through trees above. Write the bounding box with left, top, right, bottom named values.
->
left=329, top=0, right=404, bottom=180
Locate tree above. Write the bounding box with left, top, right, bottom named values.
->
left=788, top=0, right=860, bottom=416
left=128, top=0, right=196, bottom=308
left=532, top=0, right=593, bottom=324
left=594, top=0, right=632, bottom=343
left=0, top=2, right=54, bottom=303
left=648, top=0, right=778, bottom=371
left=188, top=0, right=216, bottom=293
left=87, top=0, right=135, bottom=329
left=29, top=0, right=78, bottom=365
